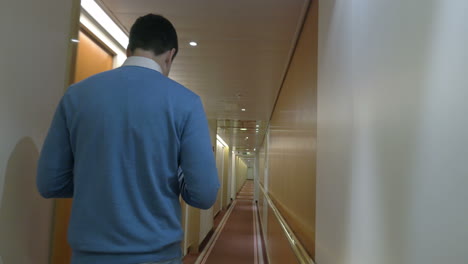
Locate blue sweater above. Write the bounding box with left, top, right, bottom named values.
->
left=37, top=65, right=220, bottom=264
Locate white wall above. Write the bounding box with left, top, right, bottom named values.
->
left=199, top=119, right=217, bottom=243
left=214, top=141, right=225, bottom=212
left=254, top=152, right=260, bottom=201
left=230, top=151, right=236, bottom=200
left=247, top=167, right=254, bottom=180
left=0, top=0, right=76, bottom=263
left=316, top=1, right=468, bottom=264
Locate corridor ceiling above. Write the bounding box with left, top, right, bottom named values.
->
left=97, top=0, right=309, bottom=150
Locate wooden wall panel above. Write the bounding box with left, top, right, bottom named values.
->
left=73, top=30, right=113, bottom=83
left=258, top=141, right=266, bottom=185
left=266, top=206, right=298, bottom=264
left=266, top=1, right=318, bottom=258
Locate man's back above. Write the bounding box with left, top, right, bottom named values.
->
left=37, top=61, right=219, bottom=264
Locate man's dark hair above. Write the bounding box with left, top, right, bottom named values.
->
left=128, top=14, right=178, bottom=59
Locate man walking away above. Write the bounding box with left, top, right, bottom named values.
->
left=37, top=14, right=219, bottom=264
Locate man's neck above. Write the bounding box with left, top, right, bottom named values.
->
left=130, top=50, right=165, bottom=72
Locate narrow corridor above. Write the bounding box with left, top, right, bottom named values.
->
left=3, top=1, right=468, bottom=264
left=185, top=180, right=265, bottom=264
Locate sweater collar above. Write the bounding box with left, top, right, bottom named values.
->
left=122, top=56, right=162, bottom=73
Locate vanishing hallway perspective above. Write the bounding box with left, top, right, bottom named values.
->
left=191, top=180, right=266, bottom=264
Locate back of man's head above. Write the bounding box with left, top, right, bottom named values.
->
left=128, top=14, right=178, bottom=59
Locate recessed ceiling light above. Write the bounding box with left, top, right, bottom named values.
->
left=256, top=125, right=259, bottom=127
left=240, top=128, right=247, bottom=131
left=241, top=108, right=246, bottom=112
left=245, top=137, right=249, bottom=140
left=189, top=41, right=198, bottom=47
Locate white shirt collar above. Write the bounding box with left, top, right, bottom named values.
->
left=121, top=56, right=162, bottom=73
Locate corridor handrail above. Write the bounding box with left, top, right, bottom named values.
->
left=259, top=184, right=315, bottom=264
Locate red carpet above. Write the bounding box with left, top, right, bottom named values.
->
left=193, top=180, right=265, bottom=264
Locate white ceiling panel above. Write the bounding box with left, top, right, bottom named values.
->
left=98, top=0, right=309, bottom=149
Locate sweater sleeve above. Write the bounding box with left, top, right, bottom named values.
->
left=179, top=96, right=220, bottom=209
left=37, top=97, right=74, bottom=198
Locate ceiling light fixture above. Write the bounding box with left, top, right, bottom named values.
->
left=216, top=135, right=229, bottom=148
left=81, top=0, right=129, bottom=48
left=241, top=108, right=246, bottom=112
left=189, top=41, right=198, bottom=47
left=240, top=128, right=247, bottom=131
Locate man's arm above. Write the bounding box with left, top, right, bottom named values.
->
left=37, top=98, right=74, bottom=198
left=179, top=96, right=219, bottom=209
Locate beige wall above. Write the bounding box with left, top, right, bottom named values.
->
left=266, top=206, right=298, bottom=264
left=183, top=200, right=200, bottom=253
left=198, top=119, right=217, bottom=244
left=258, top=186, right=299, bottom=264
left=235, top=157, right=248, bottom=193
left=247, top=167, right=254, bottom=180
left=316, top=1, right=468, bottom=264
left=258, top=144, right=266, bottom=185
left=0, top=0, right=78, bottom=263
left=262, top=1, right=318, bottom=259
left=222, top=147, right=230, bottom=209
left=213, top=141, right=224, bottom=215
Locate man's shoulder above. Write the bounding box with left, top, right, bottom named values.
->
left=158, top=78, right=203, bottom=115
left=65, top=68, right=200, bottom=102
left=165, top=78, right=199, bottom=100
left=67, top=69, right=118, bottom=91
